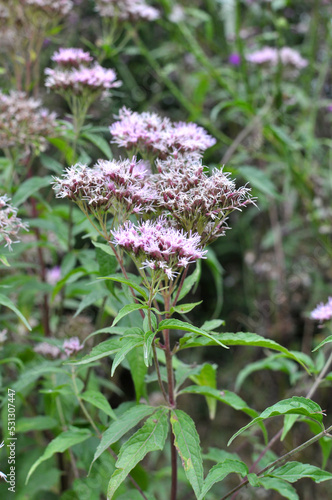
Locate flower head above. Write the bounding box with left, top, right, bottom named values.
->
left=246, top=46, right=307, bottom=70
left=34, top=342, right=61, bottom=358
left=0, top=195, right=28, bottom=250
left=46, top=266, right=61, bottom=285
left=310, top=297, right=332, bottom=323
left=112, top=217, right=207, bottom=280
left=154, top=155, right=254, bottom=245
left=51, top=47, right=93, bottom=68
left=228, top=53, right=241, bottom=66
left=63, top=336, right=83, bottom=357
left=110, top=107, right=216, bottom=158
left=95, top=0, right=159, bottom=21
left=0, top=91, right=57, bottom=157
left=52, top=158, right=157, bottom=220
left=21, top=0, right=73, bottom=17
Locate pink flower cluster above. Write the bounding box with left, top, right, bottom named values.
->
left=0, top=195, right=28, bottom=250
left=155, top=154, right=254, bottom=245
left=52, top=158, right=157, bottom=218
left=34, top=337, right=83, bottom=358
left=21, top=0, right=73, bottom=16
left=51, top=48, right=93, bottom=68
left=110, top=107, right=216, bottom=158
left=112, top=217, right=207, bottom=280
left=311, top=298, right=332, bottom=323
left=0, top=91, right=57, bottom=157
left=95, top=0, right=159, bottom=22
left=45, top=48, right=121, bottom=97
left=246, top=46, right=308, bottom=69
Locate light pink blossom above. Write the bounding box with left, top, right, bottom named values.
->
left=310, top=297, right=332, bottom=323
left=95, top=0, right=159, bottom=21
left=0, top=196, right=28, bottom=250
left=52, top=48, right=93, bottom=68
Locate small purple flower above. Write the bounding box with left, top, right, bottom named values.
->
left=112, top=217, right=207, bottom=280
left=52, top=48, right=93, bottom=68
left=95, top=0, right=159, bottom=22
left=46, top=266, right=61, bottom=285
left=0, top=195, right=28, bottom=250
left=63, top=337, right=83, bottom=357
left=228, top=53, right=241, bottom=66
left=310, top=298, right=332, bottom=323
left=110, top=107, right=216, bottom=158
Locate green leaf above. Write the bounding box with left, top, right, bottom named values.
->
left=175, top=260, right=201, bottom=302
left=312, top=335, right=332, bottom=352
left=256, top=477, right=299, bottom=500
left=80, top=390, right=117, bottom=420
left=281, top=414, right=298, bottom=441
left=127, top=346, right=148, bottom=402
left=0, top=293, right=31, bottom=330
left=198, top=459, right=248, bottom=500
left=180, top=332, right=308, bottom=370
left=52, top=267, right=90, bottom=300
left=268, top=461, right=332, bottom=483
left=100, top=274, right=148, bottom=301
left=74, top=288, right=109, bottom=317
left=179, top=386, right=258, bottom=418
left=236, top=355, right=297, bottom=391
left=143, top=330, right=156, bottom=367
left=158, top=319, right=228, bottom=349
left=113, top=303, right=148, bottom=327
left=82, top=131, right=113, bottom=159
left=70, top=338, right=121, bottom=366
left=237, top=166, right=280, bottom=199
left=12, top=176, right=53, bottom=206
left=92, top=241, right=115, bottom=257
left=16, top=416, right=58, bottom=433
left=191, top=364, right=217, bottom=419
left=111, top=335, right=143, bottom=376
left=170, top=301, right=202, bottom=315
left=170, top=409, right=204, bottom=499
left=201, top=319, right=225, bottom=331
left=48, top=137, right=75, bottom=164
left=26, top=427, right=91, bottom=483
left=228, top=397, right=324, bottom=446
left=107, top=408, right=169, bottom=498
left=90, top=404, right=157, bottom=472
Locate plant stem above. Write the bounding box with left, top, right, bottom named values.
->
left=162, top=290, right=177, bottom=500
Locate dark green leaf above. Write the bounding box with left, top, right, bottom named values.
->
left=82, top=131, right=113, bottom=159
left=12, top=176, right=53, bottom=206
left=113, top=303, right=148, bottom=327
left=256, top=477, right=299, bottom=500
left=0, top=293, right=31, bottom=330
left=107, top=408, right=169, bottom=497
left=170, top=409, right=204, bottom=499
left=268, top=461, right=332, bottom=483
left=80, top=390, right=117, bottom=420
left=198, top=459, right=248, bottom=499
left=158, top=319, right=228, bottom=349
left=99, top=274, right=148, bottom=301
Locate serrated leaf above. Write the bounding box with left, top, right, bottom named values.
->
left=26, top=427, right=91, bottom=483
left=179, top=386, right=258, bottom=418
left=198, top=459, right=248, bottom=500
left=80, top=390, right=117, bottom=420
left=158, top=319, right=228, bottom=349
left=268, top=461, right=332, bottom=483
left=170, top=409, right=204, bottom=499
left=107, top=408, right=169, bottom=498
left=113, top=303, right=148, bottom=327
left=82, top=131, right=113, bottom=158
left=257, top=477, right=299, bottom=500
left=12, top=176, right=53, bottom=206
left=74, top=288, right=109, bottom=317
left=70, top=338, right=121, bottom=366
left=228, top=397, right=324, bottom=446
left=180, top=332, right=308, bottom=370
left=0, top=293, right=31, bottom=330
left=170, top=301, right=203, bottom=315
left=111, top=336, right=143, bottom=376
left=99, top=275, right=148, bottom=301
left=90, top=404, right=156, bottom=472
left=312, top=335, right=332, bottom=352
